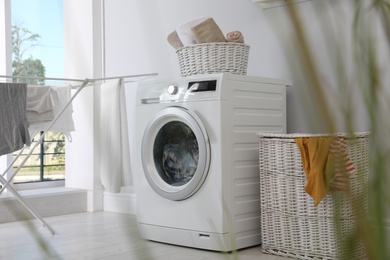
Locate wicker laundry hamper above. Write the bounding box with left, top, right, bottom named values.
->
left=176, top=42, right=249, bottom=77
left=258, top=132, right=369, bottom=260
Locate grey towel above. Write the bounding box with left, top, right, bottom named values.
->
left=0, top=83, right=31, bottom=156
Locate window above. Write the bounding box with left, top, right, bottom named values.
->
left=10, top=0, right=64, bottom=185
left=13, top=132, right=65, bottom=183
left=11, top=0, right=64, bottom=80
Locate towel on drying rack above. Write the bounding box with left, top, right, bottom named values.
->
left=0, top=83, right=31, bottom=156
left=28, top=85, right=75, bottom=141
left=26, top=86, right=55, bottom=124
left=100, top=79, right=132, bottom=193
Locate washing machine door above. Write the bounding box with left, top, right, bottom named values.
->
left=141, top=107, right=211, bottom=201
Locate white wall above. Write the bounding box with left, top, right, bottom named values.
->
left=103, top=0, right=384, bottom=135
left=64, top=0, right=104, bottom=211
left=103, top=0, right=289, bottom=79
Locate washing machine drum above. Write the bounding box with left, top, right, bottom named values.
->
left=141, top=107, right=211, bottom=201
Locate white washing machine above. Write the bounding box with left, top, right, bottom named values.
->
left=135, top=73, right=289, bottom=251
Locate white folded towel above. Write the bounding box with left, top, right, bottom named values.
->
left=176, top=16, right=210, bottom=46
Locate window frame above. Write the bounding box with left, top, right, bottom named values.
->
left=13, top=131, right=66, bottom=185
left=1, top=0, right=66, bottom=191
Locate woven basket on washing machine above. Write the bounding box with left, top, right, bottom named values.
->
left=176, top=42, right=250, bottom=77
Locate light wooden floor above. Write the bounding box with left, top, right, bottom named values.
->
left=0, top=211, right=288, bottom=260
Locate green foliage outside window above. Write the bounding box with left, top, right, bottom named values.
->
left=11, top=23, right=65, bottom=183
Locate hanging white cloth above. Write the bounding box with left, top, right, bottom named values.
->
left=27, top=85, right=75, bottom=140
left=26, top=86, right=55, bottom=124
left=100, top=79, right=132, bottom=193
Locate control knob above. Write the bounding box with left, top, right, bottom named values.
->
left=167, top=85, right=178, bottom=95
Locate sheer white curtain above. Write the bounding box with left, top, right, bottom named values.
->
left=100, top=79, right=132, bottom=193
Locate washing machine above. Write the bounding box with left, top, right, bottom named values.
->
left=135, top=73, right=289, bottom=251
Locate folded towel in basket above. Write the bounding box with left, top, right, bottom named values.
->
left=191, top=18, right=227, bottom=44
left=176, top=16, right=210, bottom=46
left=167, top=30, right=184, bottom=49
left=226, top=31, right=244, bottom=43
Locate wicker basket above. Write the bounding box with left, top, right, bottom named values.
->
left=176, top=43, right=250, bottom=77
left=258, top=132, right=369, bottom=260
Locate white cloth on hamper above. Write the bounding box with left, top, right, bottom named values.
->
left=100, top=79, right=132, bottom=193
left=28, top=86, right=75, bottom=140
left=176, top=16, right=210, bottom=46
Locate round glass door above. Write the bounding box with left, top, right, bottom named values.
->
left=142, top=107, right=210, bottom=201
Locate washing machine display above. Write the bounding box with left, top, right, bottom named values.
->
left=142, top=107, right=210, bottom=201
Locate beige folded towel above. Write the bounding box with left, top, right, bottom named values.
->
left=176, top=17, right=210, bottom=46
left=191, top=18, right=227, bottom=44
left=226, top=31, right=244, bottom=43
left=167, top=30, right=184, bottom=49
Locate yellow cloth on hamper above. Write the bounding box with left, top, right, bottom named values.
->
left=295, top=137, right=335, bottom=206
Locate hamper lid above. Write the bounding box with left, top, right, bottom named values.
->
left=257, top=132, right=369, bottom=139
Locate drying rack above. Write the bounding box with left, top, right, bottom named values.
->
left=0, top=73, right=158, bottom=235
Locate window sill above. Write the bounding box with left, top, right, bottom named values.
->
left=252, top=0, right=311, bottom=9
left=13, top=180, right=65, bottom=191
left=0, top=186, right=85, bottom=200
left=0, top=187, right=87, bottom=223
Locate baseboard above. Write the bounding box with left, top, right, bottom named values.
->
left=0, top=187, right=87, bottom=223
left=103, top=186, right=137, bottom=215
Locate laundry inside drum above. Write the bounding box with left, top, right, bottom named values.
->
left=153, top=121, right=199, bottom=186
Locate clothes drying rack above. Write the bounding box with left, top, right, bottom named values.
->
left=0, top=73, right=158, bottom=235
